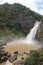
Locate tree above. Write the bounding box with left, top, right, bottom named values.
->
left=24, top=49, right=43, bottom=65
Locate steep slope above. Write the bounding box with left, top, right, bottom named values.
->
left=0, top=3, right=43, bottom=40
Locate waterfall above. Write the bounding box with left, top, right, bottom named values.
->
left=23, top=21, right=41, bottom=44
left=5, top=60, right=12, bottom=65
left=7, top=21, right=41, bottom=45
left=26, top=21, right=41, bottom=40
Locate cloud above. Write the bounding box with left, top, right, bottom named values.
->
left=35, top=0, right=43, bottom=15
left=27, top=0, right=43, bottom=15
left=0, top=0, right=43, bottom=15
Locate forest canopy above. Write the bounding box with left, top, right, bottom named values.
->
left=0, top=3, right=43, bottom=37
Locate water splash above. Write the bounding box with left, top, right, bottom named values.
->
left=23, top=21, right=41, bottom=44
left=5, top=60, right=12, bottom=65
left=7, top=21, right=41, bottom=45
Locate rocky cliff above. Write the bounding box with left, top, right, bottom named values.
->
left=36, top=22, right=43, bottom=42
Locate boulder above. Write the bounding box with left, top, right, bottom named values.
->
left=14, top=60, right=24, bottom=65
left=9, top=54, right=18, bottom=63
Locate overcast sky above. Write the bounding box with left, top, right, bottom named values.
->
left=0, top=0, right=43, bottom=15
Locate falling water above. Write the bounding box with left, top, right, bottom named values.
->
left=5, top=60, right=12, bottom=65
left=7, top=21, right=41, bottom=45
left=26, top=21, right=41, bottom=40
left=23, top=21, right=41, bottom=44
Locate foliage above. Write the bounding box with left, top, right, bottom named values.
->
left=0, top=3, right=43, bottom=37
left=24, top=48, right=43, bottom=65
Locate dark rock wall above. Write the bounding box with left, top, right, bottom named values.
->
left=36, top=22, right=43, bottom=42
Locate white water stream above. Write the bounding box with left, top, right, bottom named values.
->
left=5, top=60, right=12, bottom=65
left=26, top=21, right=41, bottom=40
left=7, top=21, right=41, bottom=44
left=24, top=21, right=41, bottom=44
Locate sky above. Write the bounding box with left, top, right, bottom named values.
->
left=0, top=0, right=43, bottom=15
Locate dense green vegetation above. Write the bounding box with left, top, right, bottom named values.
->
left=0, top=3, right=43, bottom=37
left=24, top=48, right=43, bottom=65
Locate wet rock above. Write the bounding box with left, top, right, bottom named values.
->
left=14, top=51, right=18, bottom=55
left=21, top=57, right=24, bottom=60
left=23, top=52, right=29, bottom=55
left=0, top=52, right=11, bottom=63
left=14, top=60, right=24, bottom=65
left=0, top=43, right=11, bottom=63
left=9, top=54, right=18, bottom=63
left=36, top=22, right=43, bottom=42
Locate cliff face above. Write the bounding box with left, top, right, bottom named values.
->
left=36, top=22, right=43, bottom=42
left=21, top=15, right=36, bottom=35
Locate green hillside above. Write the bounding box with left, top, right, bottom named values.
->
left=0, top=3, right=43, bottom=37
left=24, top=48, right=43, bottom=65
